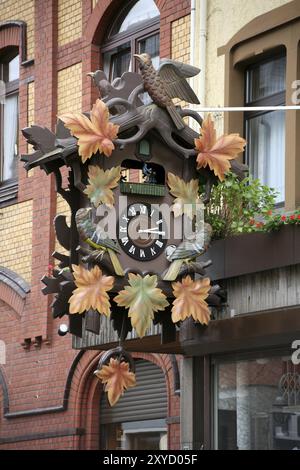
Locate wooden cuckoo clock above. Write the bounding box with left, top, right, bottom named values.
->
left=21, top=57, right=246, bottom=406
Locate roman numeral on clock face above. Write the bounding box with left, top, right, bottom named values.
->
left=118, top=203, right=167, bottom=261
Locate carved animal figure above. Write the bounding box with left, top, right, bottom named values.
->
left=76, top=208, right=124, bottom=276
left=163, top=223, right=212, bottom=281
left=134, top=53, right=200, bottom=130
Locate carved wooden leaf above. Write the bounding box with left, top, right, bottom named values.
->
left=114, top=273, right=169, bottom=338
left=195, top=114, right=246, bottom=181
left=69, top=264, right=114, bottom=315
left=167, top=172, right=200, bottom=219
left=95, top=358, right=136, bottom=406
left=60, top=99, right=119, bottom=162
left=84, top=165, right=121, bottom=208
left=172, top=275, right=211, bottom=324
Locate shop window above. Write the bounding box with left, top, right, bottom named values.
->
left=102, top=0, right=160, bottom=81
left=214, top=353, right=300, bottom=450
left=245, top=53, right=286, bottom=204
left=0, top=48, right=19, bottom=186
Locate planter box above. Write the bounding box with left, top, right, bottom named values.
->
left=202, top=225, right=300, bottom=281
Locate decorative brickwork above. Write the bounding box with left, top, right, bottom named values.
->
left=57, top=62, right=82, bottom=115
left=58, top=0, right=82, bottom=46
left=0, top=201, right=33, bottom=283
left=0, top=0, right=34, bottom=58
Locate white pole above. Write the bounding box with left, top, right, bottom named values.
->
left=195, top=106, right=300, bottom=112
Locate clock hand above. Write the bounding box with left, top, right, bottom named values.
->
left=138, top=229, right=166, bottom=235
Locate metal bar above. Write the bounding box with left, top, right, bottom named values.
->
left=193, top=106, right=300, bottom=112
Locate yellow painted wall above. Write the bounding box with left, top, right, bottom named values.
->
left=57, top=62, right=82, bottom=115
left=0, top=0, right=35, bottom=59
left=57, top=0, right=82, bottom=46
left=201, top=0, right=294, bottom=131
left=0, top=200, right=33, bottom=283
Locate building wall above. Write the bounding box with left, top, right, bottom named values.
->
left=0, top=0, right=294, bottom=451
left=0, top=0, right=188, bottom=450
left=202, top=0, right=293, bottom=132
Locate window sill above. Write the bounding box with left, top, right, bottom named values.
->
left=0, top=179, right=18, bottom=207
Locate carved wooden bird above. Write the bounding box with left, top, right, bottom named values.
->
left=75, top=208, right=124, bottom=276
left=163, top=223, right=212, bottom=281
left=134, top=53, right=200, bottom=130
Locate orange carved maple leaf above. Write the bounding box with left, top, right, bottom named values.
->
left=69, top=264, right=114, bottom=315
left=60, top=99, right=119, bottom=162
left=195, top=114, right=246, bottom=181
left=95, top=358, right=136, bottom=406
left=172, top=276, right=211, bottom=324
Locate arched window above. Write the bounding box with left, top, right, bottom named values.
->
left=102, top=0, right=160, bottom=81
left=0, top=47, right=19, bottom=184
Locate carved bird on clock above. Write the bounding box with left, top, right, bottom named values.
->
left=75, top=208, right=124, bottom=276
left=134, top=53, right=200, bottom=130
left=163, top=223, right=213, bottom=281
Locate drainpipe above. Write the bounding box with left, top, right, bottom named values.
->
left=198, top=0, right=207, bottom=109
left=190, top=0, right=207, bottom=125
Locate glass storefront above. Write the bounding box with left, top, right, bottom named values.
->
left=214, top=354, right=300, bottom=450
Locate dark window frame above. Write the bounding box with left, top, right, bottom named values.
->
left=243, top=52, right=286, bottom=205
left=0, top=47, right=19, bottom=205
left=101, top=0, right=160, bottom=81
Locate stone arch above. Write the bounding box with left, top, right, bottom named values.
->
left=68, top=349, right=177, bottom=449
left=84, top=0, right=162, bottom=46
left=0, top=267, right=30, bottom=319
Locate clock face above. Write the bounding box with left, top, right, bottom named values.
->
left=117, top=203, right=167, bottom=261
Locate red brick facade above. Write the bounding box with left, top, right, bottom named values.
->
left=0, top=0, right=190, bottom=450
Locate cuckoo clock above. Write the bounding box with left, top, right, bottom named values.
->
left=21, top=59, right=246, bottom=406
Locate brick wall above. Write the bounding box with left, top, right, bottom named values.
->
left=57, top=0, right=82, bottom=46
left=0, top=201, right=33, bottom=283
left=0, top=0, right=191, bottom=450
left=0, top=0, right=35, bottom=58
left=57, top=62, right=82, bottom=115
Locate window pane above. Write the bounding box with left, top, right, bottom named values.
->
left=214, top=355, right=300, bottom=450
left=246, top=111, right=285, bottom=203
left=8, top=55, right=19, bottom=81
left=3, top=93, right=18, bottom=181
left=111, top=49, right=131, bottom=80
left=117, top=0, right=159, bottom=34
left=103, top=42, right=131, bottom=81
left=246, top=56, right=286, bottom=102
left=139, top=33, right=160, bottom=69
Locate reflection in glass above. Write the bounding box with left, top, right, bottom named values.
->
left=8, top=55, right=19, bottom=81
left=117, top=0, right=159, bottom=34
left=214, top=355, right=300, bottom=450
left=3, top=93, right=18, bottom=181
left=246, top=56, right=286, bottom=103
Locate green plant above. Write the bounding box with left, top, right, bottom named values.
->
left=200, top=172, right=277, bottom=239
